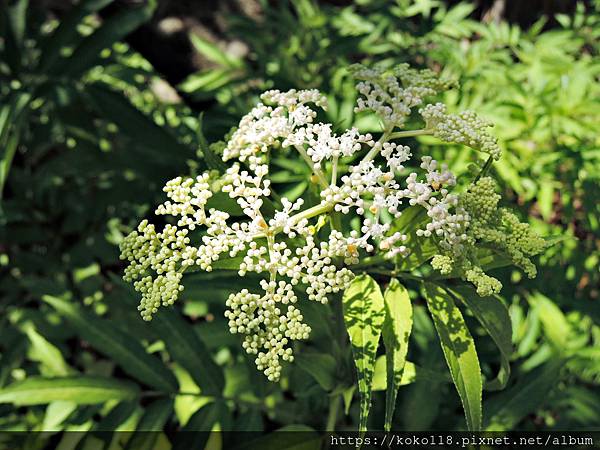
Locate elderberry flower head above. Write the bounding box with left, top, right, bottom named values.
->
left=120, top=63, right=543, bottom=381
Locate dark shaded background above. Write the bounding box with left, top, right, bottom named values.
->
left=38, top=0, right=590, bottom=92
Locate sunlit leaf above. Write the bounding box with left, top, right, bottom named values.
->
left=172, top=402, right=222, bottom=450
left=125, top=398, right=173, bottom=450
left=57, top=1, right=157, bottom=78
left=381, top=278, right=412, bottom=431
left=342, top=274, right=385, bottom=431
left=450, top=286, right=512, bottom=390
left=23, top=323, right=72, bottom=376
left=0, top=376, right=139, bottom=405
left=424, top=283, right=482, bottom=431
left=37, top=0, right=115, bottom=72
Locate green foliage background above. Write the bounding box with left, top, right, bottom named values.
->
left=1, top=0, right=599, bottom=446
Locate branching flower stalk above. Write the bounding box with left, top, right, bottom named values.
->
left=120, top=64, right=545, bottom=381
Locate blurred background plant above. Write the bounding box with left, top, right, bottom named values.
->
left=0, top=0, right=599, bottom=446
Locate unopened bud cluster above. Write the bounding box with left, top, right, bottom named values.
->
left=431, top=177, right=546, bottom=296
left=120, top=63, right=543, bottom=380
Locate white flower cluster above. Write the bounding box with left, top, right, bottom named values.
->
left=121, top=63, right=516, bottom=380
left=349, top=63, right=454, bottom=129
left=420, top=103, right=501, bottom=160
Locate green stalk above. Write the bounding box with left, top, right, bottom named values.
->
left=362, top=130, right=392, bottom=164
left=326, top=394, right=342, bottom=431
left=295, top=144, right=328, bottom=188
left=388, top=128, right=433, bottom=140
left=473, top=155, right=494, bottom=183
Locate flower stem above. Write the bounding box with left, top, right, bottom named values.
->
left=362, top=130, right=392, bottom=164
left=331, top=155, right=339, bottom=186
left=295, top=144, right=328, bottom=188
left=388, top=128, right=433, bottom=140
left=326, top=394, right=342, bottom=431
left=266, top=202, right=334, bottom=237
left=473, top=155, right=494, bottom=183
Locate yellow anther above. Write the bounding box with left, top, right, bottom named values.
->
left=258, top=218, right=269, bottom=230
left=310, top=174, right=320, bottom=184
left=369, top=205, right=378, bottom=214
left=347, top=243, right=358, bottom=255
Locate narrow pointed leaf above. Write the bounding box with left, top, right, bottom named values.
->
left=23, top=323, right=72, bottom=376
left=86, top=83, right=194, bottom=165
left=0, top=376, right=139, bottom=405
left=173, top=402, right=222, bottom=450
left=484, top=359, right=562, bottom=430
left=7, top=0, right=28, bottom=45
left=189, top=33, right=243, bottom=69
left=381, top=279, right=412, bottom=431
left=37, top=0, right=115, bottom=72
left=295, top=353, right=337, bottom=391
left=56, top=1, right=156, bottom=78
left=528, top=292, right=570, bottom=351
left=0, top=334, right=27, bottom=387
left=450, top=286, right=512, bottom=390
left=424, top=284, right=482, bottom=431
left=151, top=308, right=224, bottom=395
left=342, top=274, right=385, bottom=431
left=125, top=398, right=173, bottom=450
left=197, top=113, right=226, bottom=171
left=43, top=295, right=178, bottom=392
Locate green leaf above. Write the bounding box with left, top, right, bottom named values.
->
left=0, top=334, right=27, bottom=387
left=197, top=113, right=225, bottom=171
left=484, top=359, right=563, bottom=430
left=372, top=357, right=451, bottom=391
left=424, top=284, right=482, bottom=431
left=0, top=4, right=24, bottom=74
left=392, top=206, right=436, bottom=271
left=232, top=426, right=321, bottom=450
left=43, top=295, right=178, bottom=392
left=0, top=91, right=31, bottom=199
left=37, top=0, right=115, bottom=73
left=537, top=181, right=554, bottom=221
left=449, top=286, right=513, bottom=391
left=85, top=83, right=193, bottom=165
left=172, top=402, right=222, bottom=450
left=57, top=1, right=156, bottom=78
left=125, top=398, right=173, bottom=450
left=178, top=68, right=242, bottom=98
left=342, top=274, right=385, bottom=431
left=295, top=353, right=337, bottom=391
left=95, top=401, right=138, bottom=431
left=23, top=323, right=72, bottom=376
left=7, top=0, right=28, bottom=45
left=200, top=254, right=245, bottom=270
left=42, top=401, right=78, bottom=431
left=190, top=34, right=244, bottom=69
left=381, top=279, right=413, bottom=431
left=150, top=308, right=224, bottom=395
left=528, top=292, right=570, bottom=351
left=0, top=376, right=139, bottom=405
left=204, top=191, right=244, bottom=216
